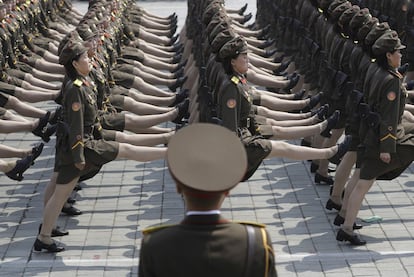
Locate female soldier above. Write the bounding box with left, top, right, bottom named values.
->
left=34, top=43, right=167, bottom=253
left=336, top=31, right=413, bottom=245
left=217, top=36, right=350, bottom=181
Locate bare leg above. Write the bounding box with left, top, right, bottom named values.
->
left=316, top=129, right=344, bottom=178
left=268, top=141, right=338, bottom=160
left=330, top=151, right=357, bottom=205
left=123, top=109, right=178, bottom=131
left=115, top=131, right=173, bottom=146
left=122, top=97, right=175, bottom=115
left=116, top=143, right=166, bottom=161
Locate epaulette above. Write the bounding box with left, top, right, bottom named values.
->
left=73, top=79, right=83, bottom=87
left=388, top=69, right=403, bottom=79
left=234, top=220, right=266, bottom=228
left=142, top=224, right=176, bottom=235
left=231, top=76, right=240, bottom=85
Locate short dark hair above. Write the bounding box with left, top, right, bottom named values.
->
left=64, top=53, right=84, bottom=80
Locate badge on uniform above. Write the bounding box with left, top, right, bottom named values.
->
left=387, top=91, right=396, bottom=101
left=227, top=99, right=236, bottom=108
left=72, top=102, right=81, bottom=111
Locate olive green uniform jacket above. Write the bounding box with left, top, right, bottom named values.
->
left=139, top=214, right=277, bottom=277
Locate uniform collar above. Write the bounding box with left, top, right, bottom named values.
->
left=181, top=213, right=229, bottom=225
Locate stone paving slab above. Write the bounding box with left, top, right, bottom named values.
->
left=0, top=0, right=414, bottom=276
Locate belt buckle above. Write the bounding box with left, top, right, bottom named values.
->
left=246, top=118, right=250, bottom=128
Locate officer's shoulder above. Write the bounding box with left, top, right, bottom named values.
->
left=73, top=78, right=83, bottom=87
left=142, top=224, right=177, bottom=235
left=234, top=220, right=266, bottom=228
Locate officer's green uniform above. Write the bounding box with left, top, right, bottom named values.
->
left=140, top=216, right=276, bottom=277
left=55, top=43, right=119, bottom=184
left=216, top=37, right=272, bottom=181
left=139, top=124, right=277, bottom=277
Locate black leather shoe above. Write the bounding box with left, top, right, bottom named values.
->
left=329, top=135, right=351, bottom=165
left=241, top=12, right=252, bottom=24
left=67, top=197, right=76, bottom=204
left=169, top=34, right=179, bottom=46
left=311, top=104, right=329, bottom=121
left=174, top=67, right=184, bottom=79
left=333, top=214, right=363, bottom=230
left=172, top=42, right=183, bottom=52
left=238, top=3, right=248, bottom=15
left=173, top=59, right=188, bottom=72
left=273, top=59, right=290, bottom=75
left=170, top=89, right=189, bottom=107
left=293, top=89, right=306, bottom=100
left=74, top=184, right=82, bottom=191
left=169, top=76, right=188, bottom=92
left=302, top=92, right=322, bottom=113
left=173, top=98, right=189, bottom=124
left=31, top=143, right=44, bottom=165
left=260, top=39, right=275, bottom=49
left=273, top=54, right=286, bottom=63
left=320, top=110, right=340, bottom=137
left=325, top=199, right=342, bottom=211
left=314, top=172, right=334, bottom=185
left=336, top=229, right=366, bottom=245
left=284, top=73, right=299, bottom=91
left=32, top=112, right=50, bottom=138
left=264, top=48, right=278, bottom=58
left=6, top=155, right=33, bottom=181
left=172, top=53, right=182, bottom=64
left=61, top=206, right=82, bottom=216
left=38, top=224, right=69, bottom=237
left=33, top=238, right=65, bottom=252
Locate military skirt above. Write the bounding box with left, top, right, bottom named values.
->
left=55, top=139, right=119, bottom=184
left=238, top=127, right=272, bottom=181
left=99, top=113, right=126, bottom=132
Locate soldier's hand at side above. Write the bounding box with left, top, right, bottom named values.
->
left=380, top=152, right=391, bottom=164
left=75, top=162, right=85, bottom=170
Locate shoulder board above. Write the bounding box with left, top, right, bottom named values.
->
left=233, top=220, right=266, bottom=228
left=142, top=224, right=176, bottom=235
left=388, top=69, right=403, bottom=79
left=231, top=76, right=240, bottom=84
left=73, top=79, right=83, bottom=87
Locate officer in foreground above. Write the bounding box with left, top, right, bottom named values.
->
left=139, top=123, right=277, bottom=277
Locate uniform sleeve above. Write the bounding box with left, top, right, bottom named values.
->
left=139, top=234, right=156, bottom=277
left=218, top=82, right=239, bottom=133
left=378, top=79, right=400, bottom=153
left=65, top=85, right=85, bottom=164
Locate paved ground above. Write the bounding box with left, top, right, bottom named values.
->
left=1, top=0, right=414, bottom=276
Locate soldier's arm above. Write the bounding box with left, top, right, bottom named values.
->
left=219, top=81, right=239, bottom=132
left=379, top=79, right=401, bottom=153
left=65, top=83, right=85, bottom=164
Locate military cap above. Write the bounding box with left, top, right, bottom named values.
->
left=167, top=123, right=247, bottom=192
left=338, top=5, right=360, bottom=31
left=319, top=0, right=335, bottom=11
left=349, top=8, right=371, bottom=37
left=77, top=26, right=99, bottom=41
left=211, top=28, right=236, bottom=54
left=372, top=30, right=405, bottom=57
left=59, top=42, right=87, bottom=65
left=209, top=20, right=231, bottom=43
left=356, top=17, right=379, bottom=42
left=219, top=36, right=249, bottom=59
left=202, top=2, right=224, bottom=25
left=328, top=1, right=352, bottom=21
left=364, top=22, right=391, bottom=51
left=206, top=13, right=230, bottom=36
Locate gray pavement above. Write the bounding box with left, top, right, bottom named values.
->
left=1, top=0, right=414, bottom=276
